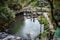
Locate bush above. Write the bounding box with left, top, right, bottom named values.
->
left=38, top=16, right=50, bottom=37
left=0, top=6, right=15, bottom=28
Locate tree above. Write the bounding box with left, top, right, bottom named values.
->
left=47, top=0, right=54, bottom=21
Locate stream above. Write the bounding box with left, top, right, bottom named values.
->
left=9, top=14, right=44, bottom=40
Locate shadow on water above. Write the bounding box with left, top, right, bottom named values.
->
left=9, top=15, right=24, bottom=35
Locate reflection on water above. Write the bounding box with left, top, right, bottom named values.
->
left=10, top=15, right=40, bottom=39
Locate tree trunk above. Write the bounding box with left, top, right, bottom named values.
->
left=48, top=0, right=55, bottom=22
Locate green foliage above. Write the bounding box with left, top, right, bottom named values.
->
left=29, top=0, right=38, bottom=6
left=53, top=0, right=60, bottom=22
left=8, top=3, right=22, bottom=10
left=0, top=0, right=8, bottom=4
left=53, top=9, right=60, bottom=22
left=0, top=6, right=15, bottom=28
left=39, top=16, right=50, bottom=37
left=0, top=0, right=16, bottom=31
left=40, top=16, right=49, bottom=30
left=19, top=0, right=31, bottom=7
left=53, top=0, right=60, bottom=8
left=8, top=0, right=22, bottom=10
left=0, top=6, right=15, bottom=22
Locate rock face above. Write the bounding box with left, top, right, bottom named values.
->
left=0, top=32, right=22, bottom=40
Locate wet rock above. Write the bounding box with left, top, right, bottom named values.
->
left=0, top=32, right=22, bottom=40
left=0, top=32, right=8, bottom=39
left=16, top=37, right=22, bottom=40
